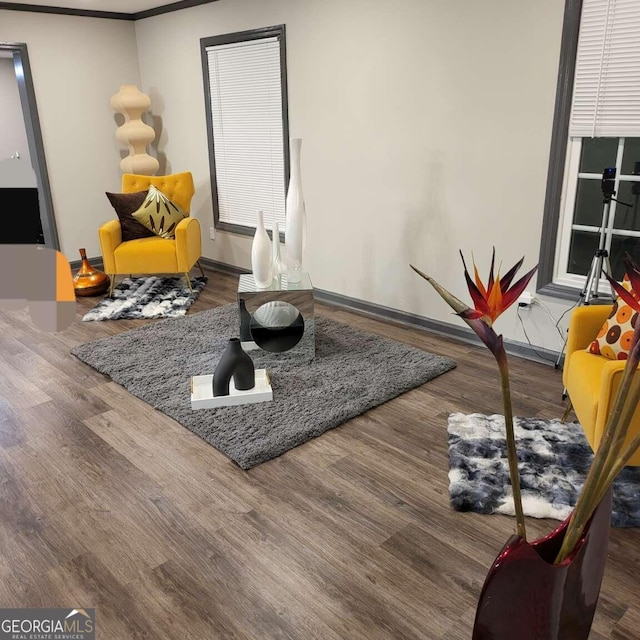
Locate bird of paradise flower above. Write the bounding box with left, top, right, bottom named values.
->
left=412, top=249, right=640, bottom=561
left=411, top=248, right=537, bottom=539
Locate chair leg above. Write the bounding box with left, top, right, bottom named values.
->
left=197, top=260, right=205, bottom=278
left=560, top=399, right=573, bottom=424
left=108, top=275, right=116, bottom=297
left=185, top=274, right=193, bottom=294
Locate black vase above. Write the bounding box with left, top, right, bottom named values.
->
left=238, top=299, right=252, bottom=342
left=213, top=338, right=255, bottom=397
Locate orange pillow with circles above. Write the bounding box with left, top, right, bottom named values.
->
left=587, top=275, right=638, bottom=360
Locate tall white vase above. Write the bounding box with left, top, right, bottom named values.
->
left=284, top=138, right=306, bottom=281
left=272, top=220, right=283, bottom=277
left=251, top=210, right=273, bottom=288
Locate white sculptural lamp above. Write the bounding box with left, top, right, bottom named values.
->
left=110, top=84, right=159, bottom=176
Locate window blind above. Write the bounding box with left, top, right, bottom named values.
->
left=569, top=0, right=640, bottom=137
left=206, top=36, right=286, bottom=229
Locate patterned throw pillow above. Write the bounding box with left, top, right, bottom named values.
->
left=131, top=184, right=188, bottom=239
left=587, top=276, right=638, bottom=360
left=105, top=190, right=154, bottom=242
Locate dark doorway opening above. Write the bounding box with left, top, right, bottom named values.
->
left=0, top=42, right=58, bottom=247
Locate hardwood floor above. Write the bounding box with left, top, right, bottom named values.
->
left=0, top=269, right=638, bottom=639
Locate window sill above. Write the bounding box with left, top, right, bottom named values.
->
left=537, top=281, right=614, bottom=305
left=215, top=221, right=286, bottom=243
left=216, top=221, right=255, bottom=237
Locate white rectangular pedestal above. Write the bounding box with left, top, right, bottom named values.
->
left=190, top=369, right=272, bottom=409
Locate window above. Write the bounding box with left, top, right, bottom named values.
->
left=539, top=0, right=640, bottom=298
left=201, top=25, right=289, bottom=236
left=556, top=137, right=640, bottom=289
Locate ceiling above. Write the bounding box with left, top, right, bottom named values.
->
left=1, top=0, right=210, bottom=16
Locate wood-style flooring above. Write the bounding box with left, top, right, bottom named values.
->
left=0, top=269, right=638, bottom=639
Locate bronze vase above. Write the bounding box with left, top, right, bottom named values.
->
left=72, top=248, right=110, bottom=296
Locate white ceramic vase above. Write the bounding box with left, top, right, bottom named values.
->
left=284, top=137, right=306, bottom=282
left=272, top=220, right=283, bottom=278
left=251, top=210, right=273, bottom=288
left=110, top=84, right=159, bottom=176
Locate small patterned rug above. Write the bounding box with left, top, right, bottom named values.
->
left=447, top=412, right=640, bottom=527
left=81, top=275, right=207, bottom=321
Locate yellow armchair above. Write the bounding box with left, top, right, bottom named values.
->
left=562, top=304, right=640, bottom=466
left=99, top=172, right=203, bottom=296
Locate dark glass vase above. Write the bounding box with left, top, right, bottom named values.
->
left=212, top=338, right=255, bottom=397
left=238, top=299, right=252, bottom=343
left=472, top=487, right=613, bottom=640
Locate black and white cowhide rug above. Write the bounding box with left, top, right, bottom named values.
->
left=447, top=412, right=640, bottom=527
left=82, top=275, right=207, bottom=321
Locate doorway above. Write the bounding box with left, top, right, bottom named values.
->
left=0, top=42, right=58, bottom=248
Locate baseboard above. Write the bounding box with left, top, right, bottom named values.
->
left=77, top=253, right=563, bottom=367
left=200, top=258, right=563, bottom=367
left=70, top=255, right=224, bottom=275
left=75, top=256, right=563, bottom=368
left=198, top=256, right=250, bottom=276
left=314, top=288, right=562, bottom=366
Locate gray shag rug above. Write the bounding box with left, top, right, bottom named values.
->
left=71, top=303, right=456, bottom=469
left=81, top=275, right=207, bottom=321
left=447, top=412, right=640, bottom=527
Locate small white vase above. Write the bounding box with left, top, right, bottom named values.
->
left=284, top=138, right=306, bottom=277
left=272, top=220, right=283, bottom=278
left=251, top=210, right=273, bottom=288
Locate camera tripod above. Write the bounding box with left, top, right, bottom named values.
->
left=555, top=168, right=631, bottom=372
left=577, top=198, right=615, bottom=305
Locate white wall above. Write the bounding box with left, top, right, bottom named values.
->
left=1, top=1, right=573, bottom=352
left=0, top=56, right=31, bottom=166
left=0, top=11, right=141, bottom=259
left=134, top=0, right=571, bottom=353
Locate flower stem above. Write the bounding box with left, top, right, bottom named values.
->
left=410, top=264, right=527, bottom=539
left=496, top=350, right=527, bottom=540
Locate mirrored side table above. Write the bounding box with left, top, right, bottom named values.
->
left=237, top=272, right=315, bottom=363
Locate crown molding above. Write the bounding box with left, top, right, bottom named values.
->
left=0, top=0, right=220, bottom=20
left=133, top=0, right=220, bottom=20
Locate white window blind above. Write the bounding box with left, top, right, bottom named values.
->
left=206, top=36, right=286, bottom=229
left=569, top=0, right=640, bottom=137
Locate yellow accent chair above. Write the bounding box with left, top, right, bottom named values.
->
left=99, top=171, right=203, bottom=296
left=562, top=304, right=640, bottom=466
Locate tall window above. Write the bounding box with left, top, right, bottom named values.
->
left=539, top=0, right=640, bottom=297
left=201, top=25, right=289, bottom=236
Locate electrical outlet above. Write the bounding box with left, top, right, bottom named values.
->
left=517, top=291, right=535, bottom=306
left=209, top=226, right=216, bottom=240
